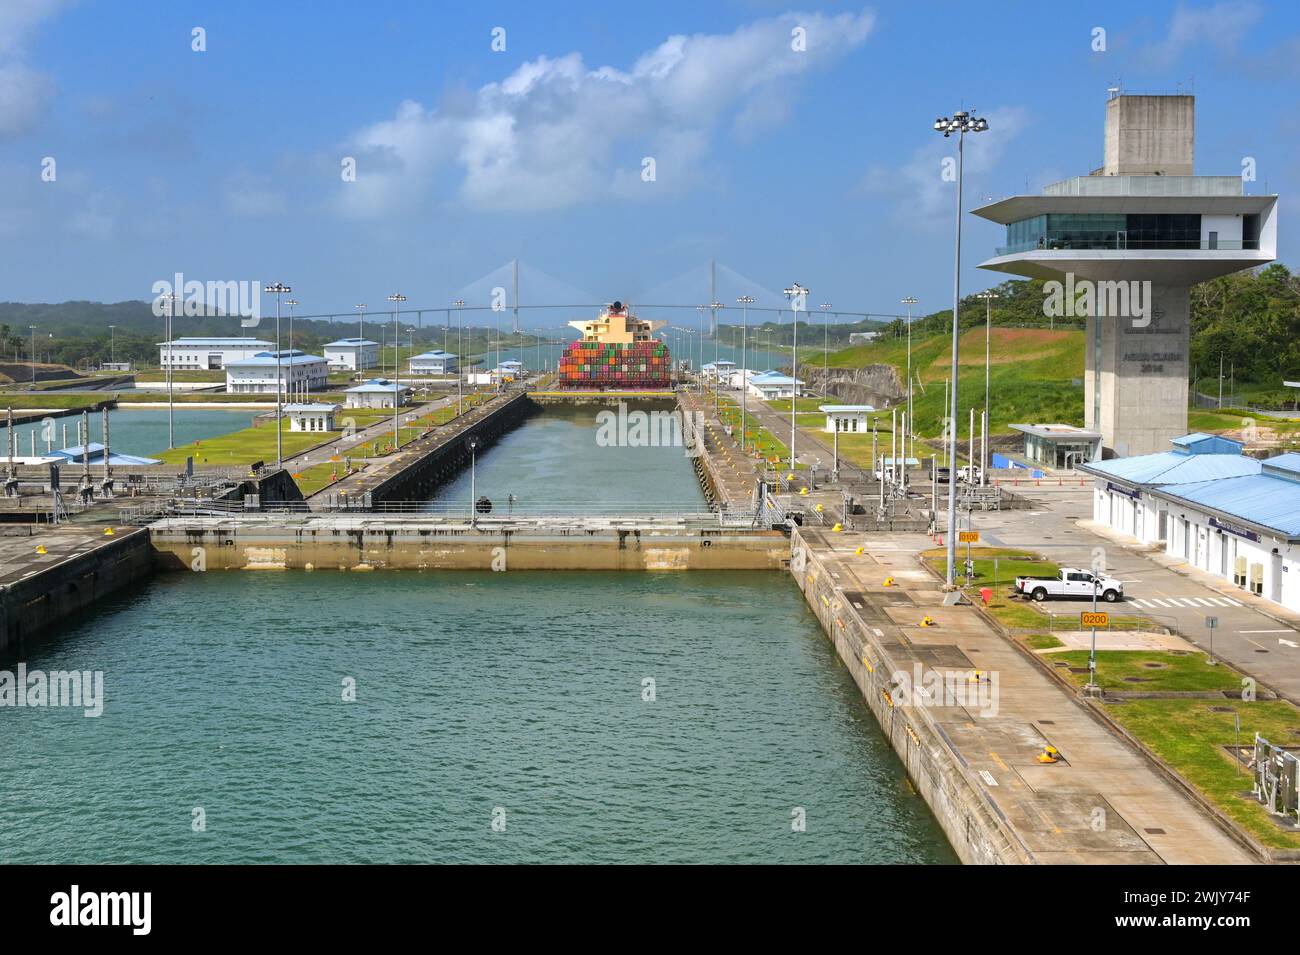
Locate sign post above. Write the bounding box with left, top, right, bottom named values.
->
left=1206, top=615, right=1219, bottom=666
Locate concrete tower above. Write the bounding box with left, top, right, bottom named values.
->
left=973, top=93, right=1278, bottom=457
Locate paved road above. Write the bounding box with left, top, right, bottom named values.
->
left=967, top=482, right=1300, bottom=702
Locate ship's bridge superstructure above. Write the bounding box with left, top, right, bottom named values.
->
left=568, top=301, right=664, bottom=343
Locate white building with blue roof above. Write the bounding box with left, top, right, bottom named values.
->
left=225, top=349, right=329, bottom=395
left=1082, top=436, right=1300, bottom=611
left=157, top=337, right=274, bottom=370
left=408, top=350, right=458, bottom=375
left=324, top=338, right=378, bottom=372
left=344, top=378, right=411, bottom=409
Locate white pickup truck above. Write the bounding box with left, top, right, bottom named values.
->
left=1014, top=567, right=1124, bottom=603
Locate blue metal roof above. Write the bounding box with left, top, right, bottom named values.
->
left=1155, top=471, right=1300, bottom=540
left=410, top=351, right=457, bottom=360
left=346, top=379, right=410, bottom=393
left=1083, top=450, right=1261, bottom=486
left=1262, top=452, right=1300, bottom=478
left=324, top=338, right=378, bottom=347
left=51, top=443, right=161, bottom=466
left=1170, top=433, right=1244, bottom=455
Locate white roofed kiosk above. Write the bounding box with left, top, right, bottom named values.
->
left=973, top=92, right=1277, bottom=458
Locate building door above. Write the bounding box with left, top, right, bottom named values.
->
left=1271, top=551, right=1284, bottom=604
left=208, top=353, right=221, bottom=370
left=1220, top=535, right=1230, bottom=578
left=1158, top=510, right=1168, bottom=542
left=1208, top=231, right=1219, bottom=251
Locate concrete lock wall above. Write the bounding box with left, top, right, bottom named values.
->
left=0, top=529, right=154, bottom=656
left=790, top=527, right=1028, bottom=864
left=149, top=524, right=790, bottom=572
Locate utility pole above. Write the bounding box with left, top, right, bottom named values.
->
left=902, top=296, right=918, bottom=472
left=784, top=283, right=809, bottom=471
left=934, top=107, right=989, bottom=586
left=454, top=299, right=465, bottom=416
left=975, top=289, right=999, bottom=486
left=737, top=295, right=754, bottom=452
left=263, top=283, right=291, bottom=468
left=388, top=293, right=406, bottom=451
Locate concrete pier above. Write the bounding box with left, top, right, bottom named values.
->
left=0, top=524, right=152, bottom=655
left=790, top=525, right=1254, bottom=864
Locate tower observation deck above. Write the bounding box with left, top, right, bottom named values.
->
left=973, top=93, right=1278, bottom=457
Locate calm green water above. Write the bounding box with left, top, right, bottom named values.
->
left=428, top=402, right=708, bottom=513
left=0, top=407, right=254, bottom=458
left=0, top=571, right=955, bottom=863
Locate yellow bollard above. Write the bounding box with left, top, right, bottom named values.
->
left=854, top=546, right=865, bottom=556
left=883, top=576, right=894, bottom=587
left=831, top=523, right=843, bottom=532
left=103, top=527, right=114, bottom=536
left=36, top=545, right=47, bottom=555
left=920, top=615, right=935, bottom=627
left=799, top=487, right=809, bottom=496
left=813, top=503, right=824, bottom=512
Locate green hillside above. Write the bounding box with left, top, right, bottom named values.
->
left=824, top=327, right=1085, bottom=439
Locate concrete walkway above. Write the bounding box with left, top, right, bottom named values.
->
left=802, top=527, right=1254, bottom=863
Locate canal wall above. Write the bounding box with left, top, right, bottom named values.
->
left=350, top=393, right=536, bottom=505
left=789, top=526, right=1028, bottom=865
left=148, top=517, right=788, bottom=571
left=0, top=526, right=153, bottom=656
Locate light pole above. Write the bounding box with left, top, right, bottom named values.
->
left=29, top=325, right=36, bottom=386
left=695, top=305, right=707, bottom=393
left=901, top=296, right=917, bottom=471
left=388, top=293, right=406, bottom=450
left=784, top=283, right=808, bottom=471
left=161, top=296, right=177, bottom=449
left=820, top=303, right=832, bottom=377
left=737, top=295, right=754, bottom=451
left=285, top=299, right=298, bottom=401
left=263, top=283, right=291, bottom=468
left=934, top=108, right=989, bottom=586
left=710, top=300, right=723, bottom=415
left=454, top=299, right=465, bottom=415
left=108, top=325, right=116, bottom=366
left=354, top=303, right=367, bottom=376
left=975, top=289, right=999, bottom=485
left=467, top=435, right=480, bottom=527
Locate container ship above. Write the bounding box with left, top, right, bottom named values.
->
left=558, top=301, right=671, bottom=389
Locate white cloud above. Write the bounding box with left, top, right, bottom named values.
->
left=1143, top=1, right=1263, bottom=68
left=858, top=106, right=1030, bottom=225
left=336, top=8, right=876, bottom=215
left=0, top=0, right=67, bottom=138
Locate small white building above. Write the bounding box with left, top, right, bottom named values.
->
left=1081, top=435, right=1300, bottom=613
left=283, top=402, right=338, bottom=433
left=158, top=337, right=273, bottom=370
left=702, top=360, right=737, bottom=381
left=1009, top=423, right=1103, bottom=470
left=747, top=370, right=804, bottom=400
left=409, top=350, right=459, bottom=375
left=819, top=404, right=874, bottom=433
left=324, top=338, right=378, bottom=372
left=849, top=331, right=881, bottom=345
left=498, top=360, right=524, bottom=380
left=344, top=378, right=411, bottom=409
left=225, top=350, right=329, bottom=394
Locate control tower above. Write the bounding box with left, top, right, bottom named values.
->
left=973, top=93, right=1278, bottom=457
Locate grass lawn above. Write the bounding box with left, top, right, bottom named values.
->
left=715, top=398, right=804, bottom=468
left=1024, top=633, right=1065, bottom=650
left=154, top=418, right=334, bottom=466
left=0, top=393, right=104, bottom=410
left=1052, top=650, right=1243, bottom=693
left=1104, top=698, right=1300, bottom=849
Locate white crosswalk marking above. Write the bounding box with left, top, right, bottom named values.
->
left=1222, top=597, right=1243, bottom=606
left=1130, top=599, right=1148, bottom=608
left=1207, top=598, right=1230, bottom=607
left=1150, top=598, right=1172, bottom=608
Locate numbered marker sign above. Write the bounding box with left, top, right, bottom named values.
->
left=1081, top=611, right=1109, bottom=628
left=959, top=531, right=980, bottom=543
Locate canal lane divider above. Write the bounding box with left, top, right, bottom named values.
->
left=788, top=524, right=1256, bottom=865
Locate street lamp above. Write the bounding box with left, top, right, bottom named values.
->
left=285, top=299, right=298, bottom=401
left=820, top=303, right=832, bottom=376
left=784, top=283, right=809, bottom=471
left=354, top=303, right=367, bottom=375
left=710, top=301, right=723, bottom=415
left=975, top=289, right=1000, bottom=486
left=160, top=296, right=178, bottom=449
left=933, top=108, right=989, bottom=586
left=901, top=296, right=918, bottom=473
left=453, top=299, right=465, bottom=416
left=388, top=293, right=406, bottom=450
left=736, top=295, right=754, bottom=452
left=263, top=283, right=291, bottom=468
left=28, top=325, right=36, bottom=386
left=108, top=325, right=116, bottom=367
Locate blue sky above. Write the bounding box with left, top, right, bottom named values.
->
left=1, top=0, right=1297, bottom=326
